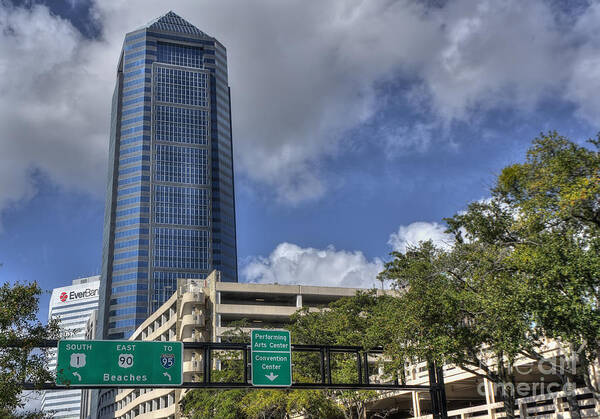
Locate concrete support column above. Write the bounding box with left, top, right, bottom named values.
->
left=518, top=400, right=528, bottom=418
left=591, top=358, right=600, bottom=413
left=552, top=396, right=564, bottom=419
left=296, top=294, right=302, bottom=308
left=411, top=391, right=421, bottom=417
left=483, top=378, right=496, bottom=419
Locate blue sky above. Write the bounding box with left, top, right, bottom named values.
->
left=0, top=0, right=598, bottom=322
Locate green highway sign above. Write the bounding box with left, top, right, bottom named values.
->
left=55, top=340, right=183, bottom=386
left=251, top=329, right=292, bottom=387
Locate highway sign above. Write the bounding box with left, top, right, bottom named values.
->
left=251, top=329, right=292, bottom=387
left=55, top=340, right=183, bottom=386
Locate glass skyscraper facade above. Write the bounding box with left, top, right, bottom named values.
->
left=98, top=12, right=237, bottom=339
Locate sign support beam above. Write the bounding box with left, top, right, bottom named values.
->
left=12, top=337, right=446, bottom=416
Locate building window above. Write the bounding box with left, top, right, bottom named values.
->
left=154, top=66, right=208, bottom=107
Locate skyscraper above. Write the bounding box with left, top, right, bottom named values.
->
left=98, top=11, right=237, bottom=340
left=41, top=276, right=100, bottom=419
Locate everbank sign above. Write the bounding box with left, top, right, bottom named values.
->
left=52, top=282, right=100, bottom=307
left=58, top=288, right=98, bottom=303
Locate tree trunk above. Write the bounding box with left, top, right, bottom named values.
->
left=501, top=383, right=517, bottom=419
left=360, top=402, right=368, bottom=419
left=498, top=357, right=517, bottom=419
left=559, top=373, right=582, bottom=419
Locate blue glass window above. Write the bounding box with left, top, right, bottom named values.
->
left=118, top=175, right=150, bottom=186
left=114, top=228, right=149, bottom=239
left=123, top=78, right=146, bottom=88
left=154, top=66, right=208, bottom=107
left=156, top=42, right=205, bottom=68
left=123, top=96, right=147, bottom=107
left=120, top=145, right=150, bottom=155
left=154, top=185, right=208, bottom=226
left=124, top=59, right=152, bottom=70
left=124, top=49, right=146, bottom=60
left=111, top=283, right=148, bottom=295
left=119, top=165, right=149, bottom=176
left=108, top=319, right=138, bottom=328
left=116, top=206, right=149, bottom=218
left=122, top=106, right=148, bottom=116
left=123, top=87, right=151, bottom=97
left=124, top=68, right=151, bottom=79
left=122, top=116, right=150, bottom=126
left=115, top=217, right=149, bottom=228
left=114, top=239, right=149, bottom=249
left=121, top=125, right=146, bottom=136
left=155, top=105, right=208, bottom=145
left=152, top=227, right=209, bottom=270
left=124, top=41, right=146, bottom=51
left=110, top=294, right=147, bottom=305
left=117, top=185, right=150, bottom=197
left=125, top=32, right=145, bottom=43
left=114, top=249, right=148, bottom=260
left=119, top=155, right=150, bottom=166
left=109, top=307, right=147, bottom=316
left=121, top=136, right=147, bottom=146
left=113, top=261, right=148, bottom=272
left=117, top=196, right=150, bottom=207
left=150, top=33, right=213, bottom=47
left=154, top=145, right=207, bottom=185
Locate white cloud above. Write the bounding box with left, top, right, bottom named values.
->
left=420, top=1, right=568, bottom=122
left=242, top=242, right=383, bottom=288
left=0, top=0, right=599, bottom=215
left=0, top=4, right=111, bottom=214
left=388, top=221, right=453, bottom=253
left=241, top=221, right=456, bottom=288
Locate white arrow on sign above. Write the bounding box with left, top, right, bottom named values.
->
left=265, top=373, right=278, bottom=382
left=163, top=372, right=171, bottom=381
left=72, top=372, right=82, bottom=382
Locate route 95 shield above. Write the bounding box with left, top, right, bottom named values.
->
left=161, top=353, right=175, bottom=369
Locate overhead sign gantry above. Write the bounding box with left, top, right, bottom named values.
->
left=14, top=337, right=448, bottom=419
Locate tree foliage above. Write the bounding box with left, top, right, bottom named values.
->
left=0, top=281, right=60, bottom=418
left=180, top=322, right=344, bottom=419
left=290, top=292, right=387, bottom=419
left=376, top=132, right=600, bottom=418
left=375, top=239, right=535, bottom=419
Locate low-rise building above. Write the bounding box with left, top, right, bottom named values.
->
left=98, top=271, right=379, bottom=418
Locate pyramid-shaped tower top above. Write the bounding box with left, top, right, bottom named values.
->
left=140, top=11, right=207, bottom=37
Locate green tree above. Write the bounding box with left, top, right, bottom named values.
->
left=494, top=132, right=599, bottom=411
left=180, top=323, right=343, bottom=419
left=376, top=239, right=538, bottom=419
left=0, top=281, right=60, bottom=418
left=180, top=322, right=252, bottom=419
left=290, top=292, right=387, bottom=419
left=376, top=132, right=599, bottom=418
left=448, top=133, right=600, bottom=413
